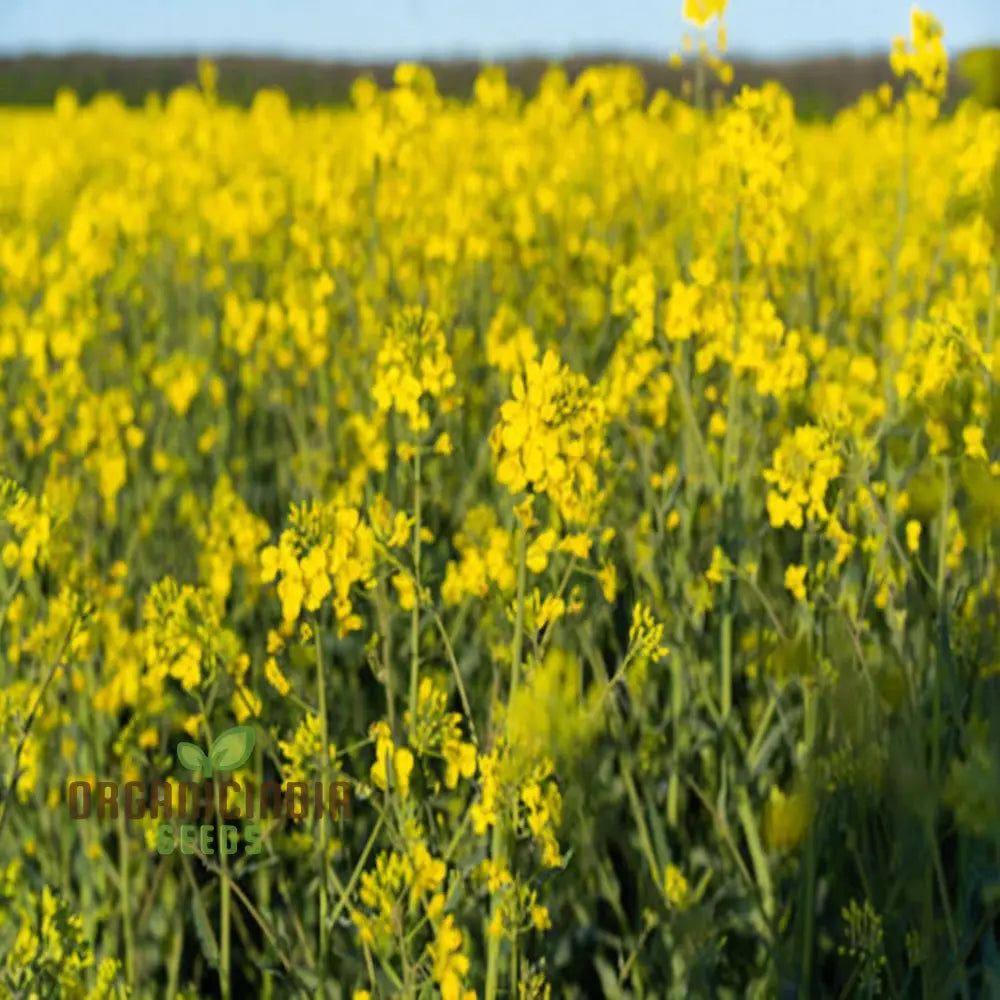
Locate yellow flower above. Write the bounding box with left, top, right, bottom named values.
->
left=558, top=532, right=592, bottom=559
left=277, top=568, right=305, bottom=625
left=526, top=529, right=558, bottom=573
left=394, top=746, right=415, bottom=797
left=300, top=547, right=331, bottom=611
left=705, top=545, right=727, bottom=584
left=664, top=863, right=689, bottom=907
left=197, top=426, right=218, bottom=454
left=784, top=564, right=807, bottom=602
left=764, top=786, right=812, bottom=852
left=392, top=572, right=417, bottom=611
left=431, top=914, right=472, bottom=1000
left=598, top=562, right=617, bottom=602
left=682, top=0, right=727, bottom=28
left=963, top=425, right=988, bottom=461
left=443, top=740, right=477, bottom=789
left=264, top=656, right=291, bottom=696
left=233, top=685, right=261, bottom=722
left=906, top=519, right=922, bottom=553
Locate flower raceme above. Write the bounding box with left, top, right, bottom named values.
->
left=1, top=478, right=52, bottom=579
left=891, top=8, right=948, bottom=99
left=371, top=306, right=458, bottom=433
left=682, top=0, right=727, bottom=28
left=764, top=424, right=843, bottom=530
left=490, top=347, right=608, bottom=525
left=259, top=501, right=376, bottom=632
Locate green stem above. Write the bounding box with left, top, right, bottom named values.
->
left=327, top=810, right=386, bottom=929
left=720, top=603, right=734, bottom=721
left=799, top=683, right=818, bottom=997
left=735, top=787, right=775, bottom=931
left=721, top=200, right=743, bottom=492
left=314, top=617, right=330, bottom=986
left=216, top=780, right=231, bottom=1000
left=256, top=733, right=273, bottom=1000
left=409, top=444, right=422, bottom=723
left=166, top=905, right=184, bottom=999
left=375, top=579, right=396, bottom=738
left=198, top=709, right=230, bottom=1000
left=0, top=616, right=77, bottom=842
left=621, top=766, right=666, bottom=900
left=668, top=655, right=682, bottom=828
left=484, top=516, right=527, bottom=1000
left=510, top=931, right=519, bottom=996
left=928, top=462, right=968, bottom=999
left=933, top=460, right=949, bottom=784
left=509, top=521, right=527, bottom=702
left=119, top=777, right=136, bottom=992
left=720, top=201, right=742, bottom=722
left=987, top=256, right=997, bottom=364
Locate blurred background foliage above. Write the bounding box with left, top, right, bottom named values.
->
left=0, top=50, right=986, bottom=118
left=959, top=46, right=1000, bottom=108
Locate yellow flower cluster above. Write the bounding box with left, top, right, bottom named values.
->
left=441, top=505, right=517, bottom=603
left=4, top=883, right=122, bottom=998
left=476, top=865, right=552, bottom=943
left=405, top=676, right=477, bottom=789
left=491, top=347, right=607, bottom=525
left=278, top=712, right=338, bottom=786
left=369, top=719, right=416, bottom=797
left=430, top=914, right=477, bottom=1000
left=890, top=8, right=948, bottom=97
left=0, top=478, right=52, bottom=579
left=682, top=0, right=727, bottom=28
left=764, top=424, right=843, bottom=529
left=703, top=82, right=805, bottom=267
left=260, top=501, right=376, bottom=632
left=506, top=646, right=603, bottom=764
left=470, top=739, right=562, bottom=868
left=486, top=304, right=539, bottom=375
left=351, top=835, right=466, bottom=999
left=142, top=577, right=237, bottom=690
left=603, top=258, right=670, bottom=423
left=371, top=306, right=458, bottom=433
left=192, top=473, right=270, bottom=607
left=352, top=849, right=418, bottom=945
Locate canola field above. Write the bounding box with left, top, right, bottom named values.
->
left=1, top=6, right=1000, bottom=999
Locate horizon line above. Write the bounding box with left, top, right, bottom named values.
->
left=0, top=42, right=997, bottom=64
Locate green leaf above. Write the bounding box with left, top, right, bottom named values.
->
left=176, top=741, right=208, bottom=773
left=185, top=865, right=220, bottom=969
left=209, top=725, right=255, bottom=772
left=593, top=956, right=629, bottom=999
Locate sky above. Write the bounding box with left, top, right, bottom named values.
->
left=0, top=0, right=996, bottom=61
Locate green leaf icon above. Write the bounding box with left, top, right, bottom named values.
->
left=209, top=725, right=255, bottom=772
left=177, top=741, right=210, bottom=775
